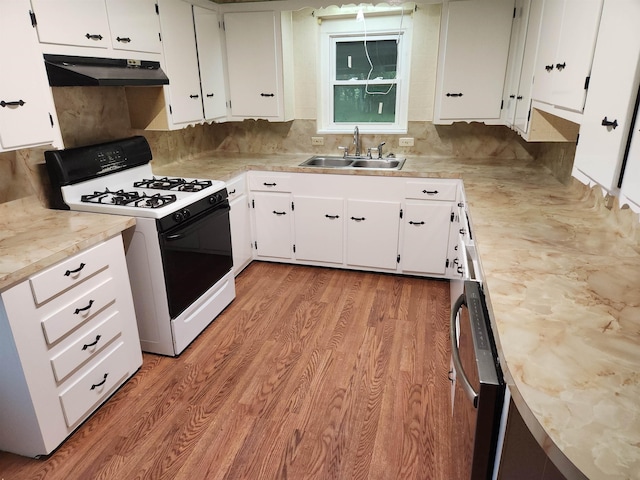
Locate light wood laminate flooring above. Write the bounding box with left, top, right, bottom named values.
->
left=0, top=262, right=452, bottom=479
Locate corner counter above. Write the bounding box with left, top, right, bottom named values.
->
left=0, top=196, right=136, bottom=291
left=154, top=153, right=640, bottom=480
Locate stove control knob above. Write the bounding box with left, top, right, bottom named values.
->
left=182, top=208, right=191, bottom=219
left=173, top=211, right=184, bottom=223
left=209, top=193, right=221, bottom=204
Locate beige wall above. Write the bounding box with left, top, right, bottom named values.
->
left=292, top=4, right=441, bottom=122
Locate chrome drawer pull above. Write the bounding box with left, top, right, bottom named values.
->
left=82, top=335, right=102, bottom=351
left=64, top=262, right=86, bottom=276
left=90, top=373, right=108, bottom=390
left=74, top=299, right=94, bottom=315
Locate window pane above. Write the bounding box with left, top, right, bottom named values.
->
left=333, top=84, right=397, bottom=123
left=335, top=40, right=398, bottom=80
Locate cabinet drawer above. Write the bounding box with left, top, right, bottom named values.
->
left=405, top=181, right=458, bottom=201
left=248, top=173, right=292, bottom=192
left=226, top=174, right=246, bottom=201
left=41, top=277, right=117, bottom=345
left=50, top=311, right=123, bottom=383
left=59, top=341, right=129, bottom=427
left=29, top=241, right=112, bottom=305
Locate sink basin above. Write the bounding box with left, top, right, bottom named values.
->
left=299, top=155, right=405, bottom=170
left=351, top=159, right=404, bottom=169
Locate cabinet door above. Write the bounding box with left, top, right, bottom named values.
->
left=253, top=192, right=293, bottom=260
left=502, top=0, right=531, bottom=127
left=572, top=0, right=640, bottom=191
left=531, top=0, right=563, bottom=105
left=346, top=199, right=400, bottom=271
left=401, top=202, right=452, bottom=276
left=294, top=196, right=344, bottom=264
left=224, top=11, right=281, bottom=119
left=0, top=0, right=56, bottom=151
left=157, top=0, right=203, bottom=126
left=105, top=0, right=162, bottom=54
left=193, top=6, right=227, bottom=121
left=30, top=0, right=110, bottom=49
left=436, top=0, right=514, bottom=122
left=230, top=194, right=252, bottom=275
left=551, top=0, right=603, bottom=112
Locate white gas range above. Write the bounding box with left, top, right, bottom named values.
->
left=45, top=136, right=236, bottom=356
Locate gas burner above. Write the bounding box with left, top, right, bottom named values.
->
left=134, top=176, right=213, bottom=192
left=81, top=189, right=177, bottom=209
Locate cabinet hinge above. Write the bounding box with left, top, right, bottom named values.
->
left=527, top=108, right=531, bottom=122
left=29, top=10, right=37, bottom=27
left=222, top=21, right=226, bottom=31
left=155, top=3, right=159, bottom=15
left=399, top=208, right=403, bottom=219
left=500, top=99, right=504, bottom=110
left=252, top=199, right=255, bottom=208
left=254, top=241, right=258, bottom=249
left=293, top=244, right=296, bottom=253
left=584, top=76, right=590, bottom=90
left=49, top=113, right=54, bottom=127
left=291, top=201, right=294, bottom=211
left=397, top=254, right=401, bottom=264
left=513, top=7, right=516, bottom=18
left=158, top=32, right=162, bottom=42
left=576, top=133, right=580, bottom=146
left=446, top=258, right=450, bottom=268
left=169, top=104, right=172, bottom=114
left=450, top=211, right=455, bottom=222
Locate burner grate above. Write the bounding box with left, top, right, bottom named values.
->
left=134, top=176, right=213, bottom=192
left=81, top=189, right=177, bottom=209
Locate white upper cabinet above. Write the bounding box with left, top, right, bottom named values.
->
left=105, top=0, right=162, bottom=54
left=30, top=0, right=161, bottom=56
left=156, top=0, right=203, bottom=127
left=572, top=0, right=640, bottom=192
left=30, top=0, right=110, bottom=49
left=434, top=0, right=515, bottom=124
left=531, top=0, right=603, bottom=114
left=0, top=0, right=59, bottom=152
left=223, top=11, right=294, bottom=121
left=193, top=6, right=227, bottom=122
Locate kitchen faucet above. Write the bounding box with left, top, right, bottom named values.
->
left=353, top=126, right=361, bottom=157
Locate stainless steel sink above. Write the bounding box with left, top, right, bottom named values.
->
left=299, top=155, right=405, bottom=170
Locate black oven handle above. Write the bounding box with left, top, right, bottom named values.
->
left=450, top=293, right=479, bottom=408
left=166, top=233, right=184, bottom=241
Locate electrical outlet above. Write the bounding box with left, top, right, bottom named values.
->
left=311, top=137, right=324, bottom=146
left=399, top=137, right=414, bottom=147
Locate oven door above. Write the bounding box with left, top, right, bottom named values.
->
left=450, top=281, right=504, bottom=480
left=159, top=201, right=233, bottom=319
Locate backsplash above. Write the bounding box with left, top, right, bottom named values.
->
left=2, top=86, right=561, bottom=205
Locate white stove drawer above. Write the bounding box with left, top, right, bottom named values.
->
left=59, top=341, right=129, bottom=428
left=41, top=276, right=117, bottom=345
left=50, top=310, right=122, bottom=383
left=29, top=240, right=112, bottom=305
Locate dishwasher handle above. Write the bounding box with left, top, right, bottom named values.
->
left=450, top=293, right=479, bottom=408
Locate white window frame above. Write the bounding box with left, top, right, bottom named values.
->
left=318, top=13, right=413, bottom=134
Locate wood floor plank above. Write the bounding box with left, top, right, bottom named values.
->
left=0, top=262, right=452, bottom=480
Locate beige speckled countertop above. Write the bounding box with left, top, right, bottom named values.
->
left=154, top=153, right=640, bottom=480
left=0, top=196, right=135, bottom=291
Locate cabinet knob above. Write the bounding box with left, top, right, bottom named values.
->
left=116, top=36, right=131, bottom=43
left=85, top=33, right=103, bottom=40
left=601, top=117, right=618, bottom=129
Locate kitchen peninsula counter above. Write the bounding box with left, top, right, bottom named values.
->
left=0, top=196, right=135, bottom=291
left=155, top=153, right=640, bottom=480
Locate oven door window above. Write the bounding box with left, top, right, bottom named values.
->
left=159, top=202, right=233, bottom=319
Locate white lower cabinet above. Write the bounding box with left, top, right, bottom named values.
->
left=252, top=192, right=293, bottom=260
left=246, top=172, right=463, bottom=279
left=401, top=202, right=453, bottom=276
left=293, top=196, right=344, bottom=264
left=346, top=199, right=401, bottom=271
left=228, top=175, right=252, bottom=276
left=0, top=235, right=142, bottom=457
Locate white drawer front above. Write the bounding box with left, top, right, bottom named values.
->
left=226, top=175, right=246, bottom=201
left=29, top=241, right=112, bottom=305
left=405, top=181, right=458, bottom=201
left=59, top=342, right=129, bottom=428
left=248, top=173, right=292, bottom=192
left=41, top=277, right=116, bottom=345
left=50, top=311, right=123, bottom=383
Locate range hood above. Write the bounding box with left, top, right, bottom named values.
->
left=44, top=54, right=169, bottom=87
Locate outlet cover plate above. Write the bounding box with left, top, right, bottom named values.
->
left=399, top=137, right=414, bottom=147
left=311, top=137, right=324, bottom=146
